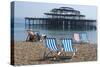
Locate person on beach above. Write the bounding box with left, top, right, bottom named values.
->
left=35, top=32, right=41, bottom=41
left=26, top=29, right=36, bottom=42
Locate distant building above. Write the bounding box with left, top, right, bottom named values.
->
left=25, top=7, right=96, bottom=30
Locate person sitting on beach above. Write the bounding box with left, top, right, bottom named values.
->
left=35, top=32, right=41, bottom=41
left=26, top=29, right=36, bottom=42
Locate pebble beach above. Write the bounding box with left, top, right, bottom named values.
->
left=12, top=41, right=97, bottom=66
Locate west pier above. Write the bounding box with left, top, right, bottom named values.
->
left=25, top=7, right=96, bottom=31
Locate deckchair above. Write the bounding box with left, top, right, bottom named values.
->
left=73, top=32, right=89, bottom=44
left=61, top=38, right=77, bottom=59
left=73, top=33, right=81, bottom=44
left=80, top=32, right=89, bottom=44
left=44, top=38, right=60, bottom=60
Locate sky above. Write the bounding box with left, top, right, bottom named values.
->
left=13, top=1, right=97, bottom=19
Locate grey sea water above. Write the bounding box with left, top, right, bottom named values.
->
left=14, top=18, right=97, bottom=44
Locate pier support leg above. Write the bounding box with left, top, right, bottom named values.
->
left=68, top=21, right=70, bottom=31
left=28, top=20, right=31, bottom=29
left=63, top=21, right=65, bottom=31
left=25, top=19, right=26, bottom=29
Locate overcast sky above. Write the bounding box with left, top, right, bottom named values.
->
left=14, top=1, right=97, bottom=19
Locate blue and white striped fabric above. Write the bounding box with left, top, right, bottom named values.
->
left=62, top=39, right=74, bottom=52
left=80, top=33, right=88, bottom=42
left=45, top=38, right=58, bottom=52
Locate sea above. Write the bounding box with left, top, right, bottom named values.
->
left=13, top=18, right=97, bottom=44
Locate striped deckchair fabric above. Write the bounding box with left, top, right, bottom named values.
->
left=80, top=33, right=88, bottom=43
left=73, top=32, right=89, bottom=44
left=73, top=33, right=80, bottom=43
left=43, top=38, right=61, bottom=60
left=62, top=39, right=74, bottom=52
left=45, top=38, right=58, bottom=52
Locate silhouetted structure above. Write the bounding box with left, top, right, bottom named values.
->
left=25, top=7, right=96, bottom=30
